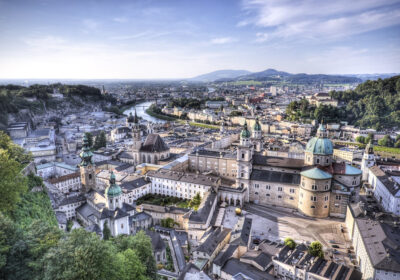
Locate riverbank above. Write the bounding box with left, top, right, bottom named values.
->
left=145, top=107, right=176, bottom=121
left=145, top=106, right=220, bottom=129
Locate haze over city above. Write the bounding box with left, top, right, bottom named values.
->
left=2, top=1, right=400, bottom=280
left=0, top=0, right=400, bottom=79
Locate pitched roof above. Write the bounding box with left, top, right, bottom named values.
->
left=140, top=133, right=169, bottom=152
left=253, top=155, right=304, bottom=169
left=251, top=169, right=300, bottom=185
left=146, top=230, right=166, bottom=252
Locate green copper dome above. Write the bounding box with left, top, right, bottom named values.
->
left=240, top=122, right=251, bottom=139
left=253, top=117, right=261, bottom=131
left=305, top=124, right=333, bottom=155
left=106, top=171, right=122, bottom=198
left=80, top=134, right=93, bottom=166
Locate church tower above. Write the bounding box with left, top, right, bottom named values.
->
left=126, top=112, right=135, bottom=128
left=105, top=171, right=123, bottom=211
left=236, top=121, right=253, bottom=202
left=220, top=120, right=225, bottom=134
left=80, top=134, right=96, bottom=193
left=147, top=122, right=153, bottom=135
left=131, top=110, right=142, bottom=164
left=252, top=117, right=263, bottom=152
left=361, top=141, right=375, bottom=181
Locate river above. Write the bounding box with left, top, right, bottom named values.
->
left=123, top=101, right=166, bottom=123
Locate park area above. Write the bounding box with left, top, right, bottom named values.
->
left=136, top=193, right=202, bottom=210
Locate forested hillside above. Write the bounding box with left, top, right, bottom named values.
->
left=286, top=75, right=400, bottom=129
left=330, top=75, right=400, bottom=129
left=0, top=132, right=157, bottom=280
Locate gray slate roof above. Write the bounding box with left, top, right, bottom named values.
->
left=140, top=133, right=169, bottom=152
left=250, top=169, right=300, bottom=185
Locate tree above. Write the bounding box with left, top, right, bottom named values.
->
left=93, top=131, right=107, bottom=150
left=365, top=133, right=374, bottom=144
left=284, top=237, right=296, bottom=250
left=308, top=241, right=324, bottom=258
left=42, top=229, right=119, bottom=280
left=84, top=132, right=93, bottom=148
left=0, top=150, right=28, bottom=212
left=115, top=249, right=147, bottom=280
left=130, top=231, right=157, bottom=279
left=189, top=193, right=202, bottom=210
left=24, top=221, right=63, bottom=279
left=112, top=233, right=157, bottom=279
left=0, top=213, right=18, bottom=271
left=103, top=222, right=111, bottom=240
left=355, top=136, right=366, bottom=144
left=0, top=131, right=32, bottom=164
left=378, top=135, right=393, bottom=147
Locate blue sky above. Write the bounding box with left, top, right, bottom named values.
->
left=0, top=0, right=399, bottom=79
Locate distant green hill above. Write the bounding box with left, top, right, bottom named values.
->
left=286, top=75, right=400, bottom=129
left=330, top=75, right=400, bottom=129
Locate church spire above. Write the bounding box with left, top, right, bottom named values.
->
left=80, top=134, right=93, bottom=166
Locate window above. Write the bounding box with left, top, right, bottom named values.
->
left=302, top=181, right=305, bottom=187
left=325, top=185, right=329, bottom=190
left=242, top=153, right=245, bottom=159
left=316, top=159, right=320, bottom=164
left=278, top=195, right=282, bottom=199
left=311, top=206, right=315, bottom=208
left=255, top=192, right=258, bottom=195
left=324, top=205, right=327, bottom=208
left=278, top=187, right=283, bottom=191
left=325, top=196, right=329, bottom=201
left=312, top=185, right=317, bottom=190
left=290, top=189, right=295, bottom=193
left=121, top=223, right=124, bottom=229
left=241, top=172, right=244, bottom=178
left=266, top=185, right=271, bottom=190
left=326, top=158, right=329, bottom=163
left=310, top=196, right=317, bottom=201
left=266, top=194, right=270, bottom=197
left=336, top=195, right=341, bottom=200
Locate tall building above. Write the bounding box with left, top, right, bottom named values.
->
left=79, top=134, right=96, bottom=193
left=236, top=122, right=253, bottom=203
left=361, top=141, right=375, bottom=181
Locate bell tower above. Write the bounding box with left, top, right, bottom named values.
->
left=361, top=141, right=375, bottom=181
left=80, top=134, right=96, bottom=193
left=131, top=110, right=142, bottom=164
left=236, top=121, right=253, bottom=202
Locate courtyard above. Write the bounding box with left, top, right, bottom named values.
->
left=222, top=203, right=354, bottom=267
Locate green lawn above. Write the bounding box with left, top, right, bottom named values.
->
left=188, top=122, right=219, bottom=129
left=136, top=194, right=190, bottom=208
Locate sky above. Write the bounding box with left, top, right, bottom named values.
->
left=0, top=0, right=399, bottom=79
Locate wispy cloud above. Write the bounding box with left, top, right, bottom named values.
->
left=82, top=19, right=100, bottom=32
left=113, top=16, right=128, bottom=23
left=255, top=32, right=269, bottom=42
left=239, top=0, right=400, bottom=40
left=210, top=37, right=238, bottom=45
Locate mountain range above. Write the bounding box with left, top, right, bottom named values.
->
left=190, top=68, right=399, bottom=84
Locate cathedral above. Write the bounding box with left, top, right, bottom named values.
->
left=189, top=122, right=362, bottom=218
left=124, top=111, right=170, bottom=166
